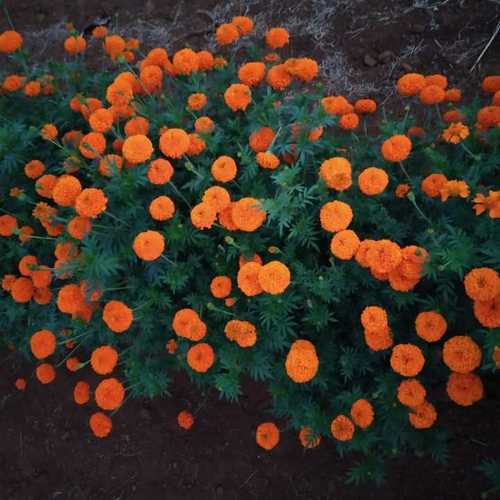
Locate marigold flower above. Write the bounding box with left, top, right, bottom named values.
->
left=482, top=75, right=500, bottom=93
left=75, top=188, right=108, bottom=218
left=0, top=214, right=17, bottom=237
left=415, top=311, right=447, bottom=342
left=319, top=157, right=352, bottom=191
left=196, top=50, right=214, bottom=71
left=285, top=57, right=319, bottom=82
left=172, top=308, right=206, bottom=341
left=88, top=108, right=113, bottom=133
left=19, top=226, right=34, bottom=244
left=258, top=261, right=291, bottom=294
left=64, top=35, right=86, bottom=54
left=41, top=124, right=58, bottom=141
left=92, top=26, right=108, bottom=38
left=159, top=128, right=190, bottom=159
left=476, top=105, right=500, bottom=128
left=102, top=300, right=133, bottom=333
left=239, top=62, right=266, bottom=87
left=106, top=81, right=133, bottom=107
left=237, top=262, right=263, bottom=297
left=33, top=287, right=52, bottom=305
left=224, top=319, right=257, bottom=348
left=95, top=378, right=124, bottom=410
left=147, top=158, right=174, bottom=184
left=36, top=363, right=56, bottom=384
left=15, top=378, right=27, bottom=391
left=24, top=81, right=41, bottom=97
left=473, top=191, right=500, bottom=219
left=202, top=186, right=231, bottom=213
left=194, top=116, right=215, bottom=134
left=187, top=342, right=215, bottom=372
left=231, top=197, right=267, bottom=232
left=90, top=412, right=112, bottom=438
left=350, top=399, right=374, bottom=429
left=266, top=64, right=292, bottom=91
left=381, top=134, right=412, bottom=162
left=98, top=154, right=122, bottom=177
left=51, top=175, right=81, bottom=207
left=149, top=196, right=175, bottom=221
left=30, top=329, right=56, bottom=360
left=397, top=378, right=426, bottom=407
left=366, top=240, right=402, bottom=274
left=265, top=27, right=289, bottom=49
left=447, top=372, right=483, bottom=406
left=442, top=122, right=469, bottom=144
left=2, top=274, right=17, bottom=291
left=339, top=112, right=359, bottom=130
left=464, top=268, right=500, bottom=305
left=361, top=306, right=388, bottom=331
left=177, top=410, right=194, bottom=430
left=90, top=346, right=118, bottom=375
left=443, top=336, right=482, bottom=374
left=298, top=427, right=321, bottom=448
left=409, top=400, right=437, bottom=429
left=133, top=230, right=165, bottom=261
left=0, top=30, right=23, bottom=53
left=190, top=202, right=217, bottom=230
left=421, top=173, right=448, bottom=198
left=390, top=344, right=425, bottom=377
left=444, top=88, right=462, bottom=102
left=79, top=132, right=106, bottom=159
left=172, top=48, right=199, bottom=75
left=224, top=83, right=252, bottom=112
left=321, top=95, right=353, bottom=115
left=73, top=381, right=90, bottom=405
left=329, top=229, right=359, bottom=260
left=121, top=134, right=153, bottom=164
left=2, top=74, right=26, bottom=92
left=232, top=16, right=253, bottom=35
left=249, top=127, right=275, bottom=152
left=419, top=84, right=445, bottom=105
left=104, top=35, right=126, bottom=59
left=256, top=422, right=280, bottom=450
left=285, top=339, right=319, bottom=383
left=308, top=126, right=324, bottom=141
left=215, top=23, right=240, bottom=45
left=358, top=167, right=389, bottom=195
left=354, top=98, right=377, bottom=114
left=473, top=295, right=500, bottom=328
left=256, top=151, right=280, bottom=170
left=18, top=255, right=37, bottom=277
left=57, top=283, right=83, bottom=314
left=330, top=415, right=354, bottom=441
left=396, top=73, right=426, bottom=96
left=319, top=200, right=353, bottom=233
left=210, top=276, right=232, bottom=298
left=211, top=155, right=237, bottom=183
left=166, top=339, right=178, bottom=353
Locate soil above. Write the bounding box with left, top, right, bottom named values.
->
left=1, top=1, right=500, bottom=499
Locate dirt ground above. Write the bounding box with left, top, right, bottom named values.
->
left=1, top=0, right=500, bottom=499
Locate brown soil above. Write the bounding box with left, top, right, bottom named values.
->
left=1, top=1, right=500, bottom=499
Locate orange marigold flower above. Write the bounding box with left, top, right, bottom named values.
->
left=439, top=179, right=470, bottom=201
left=190, top=202, right=217, bottom=230
left=147, top=158, right=174, bottom=184
left=258, top=261, right=291, bottom=294
left=24, top=81, right=41, bottom=97
left=366, top=240, right=402, bottom=274
left=30, top=329, right=56, bottom=360
left=64, top=35, right=86, bottom=54
left=187, top=92, right=207, bottom=111
left=442, top=122, right=469, bottom=144
left=266, top=64, right=292, bottom=91
left=443, top=335, right=482, bottom=374
left=285, top=339, right=319, bottom=383
left=52, top=175, right=82, bottom=207
left=18, top=255, right=37, bottom=277
left=75, top=188, right=108, bottom=218
left=172, top=48, right=199, bottom=75
left=140, top=65, right=163, bottom=92
left=2, top=274, right=17, bottom=291
left=122, top=134, right=153, bottom=164
left=330, top=230, right=360, bottom=260
left=473, top=191, right=500, bottom=219
left=256, top=151, right=280, bottom=170
left=284, top=57, right=319, bottom=82
left=19, top=226, right=34, bottom=244
left=0, top=30, right=23, bottom=53
left=319, top=157, right=352, bottom=191
left=409, top=400, right=437, bottom=429
left=194, top=116, right=215, bottom=134
left=224, top=83, right=252, bottom=112
left=218, top=203, right=238, bottom=230
left=447, top=372, right=483, bottom=406
left=444, top=88, right=462, bottom=102
left=104, top=35, right=126, bottom=59
left=67, top=216, right=92, bottom=240
left=57, top=283, right=84, bottom=314
left=159, top=128, right=190, bottom=159
left=308, top=126, right=324, bottom=141
left=482, top=75, right=500, bottom=93
left=473, top=295, right=500, bottom=328
left=477, top=105, right=500, bottom=128
left=0, top=214, right=17, bottom=236
left=350, top=399, right=374, bottom=429
left=443, top=110, right=465, bottom=125
left=90, top=412, right=112, bottom=438
left=415, top=311, right=447, bottom=342
left=396, top=73, right=426, bottom=96
left=407, top=126, right=425, bottom=139
left=232, top=16, right=253, bottom=35
left=249, top=127, right=275, bottom=152
left=106, top=81, right=133, bottom=107
left=36, top=363, right=56, bottom=384
left=354, top=98, right=377, bottom=114
left=298, top=427, right=321, bottom=449
left=187, top=342, right=215, bottom=373
left=33, top=287, right=52, bottom=305
left=390, top=344, right=425, bottom=377
left=92, top=26, right=108, bottom=39
left=95, top=377, right=125, bottom=410
left=124, top=116, right=149, bottom=137
left=237, top=262, right=263, bottom=297
left=239, top=62, right=266, bottom=87
left=421, top=173, right=448, bottom=198
left=211, top=155, right=237, bottom=182
left=216, top=23, right=240, bottom=45
left=381, top=134, right=412, bottom=162
left=224, top=319, right=257, bottom=348
left=321, top=95, right=353, bottom=115
left=339, top=113, right=359, bottom=130
left=89, top=108, right=114, bottom=133
left=231, top=197, right=267, bottom=232
left=35, top=174, right=57, bottom=198
left=424, top=74, right=447, bottom=88
left=331, top=415, right=355, bottom=441
left=98, top=154, right=123, bottom=177
left=202, top=186, right=231, bottom=213
left=361, top=306, right=388, bottom=331
left=397, top=378, right=426, bottom=407
left=149, top=196, right=175, bottom=221
left=79, top=132, right=106, bottom=159
left=2, top=74, right=26, bottom=92
left=103, top=300, right=133, bottom=333
left=172, top=308, right=206, bottom=341
left=177, top=410, right=194, bottom=430
left=74, top=381, right=90, bottom=405
left=210, top=276, right=232, bottom=298
left=91, top=346, right=118, bottom=375
left=355, top=239, right=376, bottom=268
left=133, top=230, right=165, bottom=261
left=41, top=124, right=58, bottom=141
left=319, top=200, right=353, bottom=233
left=265, top=27, right=289, bottom=49
left=239, top=254, right=263, bottom=268
left=15, top=378, right=27, bottom=391
left=197, top=50, right=214, bottom=71
left=358, top=167, right=389, bottom=195
left=419, top=84, right=445, bottom=105
left=256, top=422, right=280, bottom=450
left=166, top=338, right=178, bottom=353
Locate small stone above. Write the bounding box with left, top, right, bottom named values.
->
left=378, top=50, right=395, bottom=64
left=363, top=54, right=378, bottom=67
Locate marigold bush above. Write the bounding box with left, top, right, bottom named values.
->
left=0, top=17, right=498, bottom=483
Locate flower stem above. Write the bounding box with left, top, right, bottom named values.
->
left=168, top=181, right=192, bottom=209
